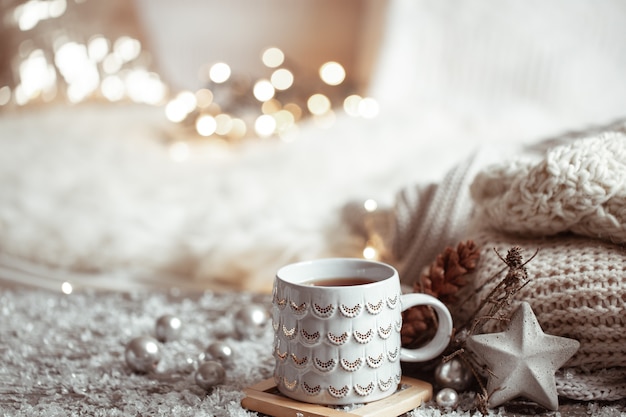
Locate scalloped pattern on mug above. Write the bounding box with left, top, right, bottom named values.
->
left=365, top=299, right=383, bottom=315
left=311, top=302, right=335, bottom=318
left=328, top=385, right=350, bottom=398
left=289, top=301, right=307, bottom=316
left=394, top=319, right=402, bottom=332
left=282, top=324, right=297, bottom=340
left=302, top=381, right=321, bottom=396
left=274, top=295, right=287, bottom=310
left=378, top=323, right=392, bottom=339
left=387, top=347, right=399, bottom=362
left=275, top=346, right=288, bottom=361
left=339, top=303, right=362, bottom=318
left=291, top=353, right=308, bottom=367
left=353, top=328, right=374, bottom=344
left=313, top=357, right=337, bottom=373
left=387, top=294, right=399, bottom=309
left=366, top=353, right=384, bottom=368
left=328, top=331, right=350, bottom=345
left=300, top=328, right=320, bottom=344
left=340, top=357, right=363, bottom=372
left=354, top=382, right=375, bottom=397
left=378, top=376, right=394, bottom=392
left=283, top=377, right=298, bottom=391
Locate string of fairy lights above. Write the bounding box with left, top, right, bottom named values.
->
left=1, top=0, right=380, bottom=142
left=0, top=0, right=384, bottom=269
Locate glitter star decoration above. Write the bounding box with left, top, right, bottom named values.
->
left=466, top=301, right=580, bottom=411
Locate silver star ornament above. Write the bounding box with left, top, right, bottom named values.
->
left=466, top=301, right=579, bottom=410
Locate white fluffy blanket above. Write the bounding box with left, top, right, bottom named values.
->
left=0, top=102, right=565, bottom=292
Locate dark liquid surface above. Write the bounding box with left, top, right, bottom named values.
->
left=304, top=277, right=377, bottom=287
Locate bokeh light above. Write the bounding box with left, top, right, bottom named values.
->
left=319, top=61, right=345, bottom=86
left=270, top=68, right=294, bottom=90
left=209, top=62, right=231, bottom=84
left=307, top=93, right=331, bottom=115
left=261, top=47, right=285, bottom=68
left=253, top=79, right=275, bottom=102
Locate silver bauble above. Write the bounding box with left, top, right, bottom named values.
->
left=205, top=341, right=235, bottom=367
left=195, top=360, right=226, bottom=390
left=125, top=336, right=161, bottom=373
left=234, top=304, right=268, bottom=338
left=155, top=314, right=182, bottom=342
left=435, top=387, right=460, bottom=409
left=434, top=357, right=473, bottom=391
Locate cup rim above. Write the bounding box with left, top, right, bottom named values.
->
left=276, top=257, right=397, bottom=289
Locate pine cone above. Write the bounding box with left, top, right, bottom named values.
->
left=401, top=240, right=480, bottom=348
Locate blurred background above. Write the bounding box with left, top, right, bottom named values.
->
left=1, top=0, right=626, bottom=293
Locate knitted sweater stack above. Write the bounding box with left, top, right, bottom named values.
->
left=372, top=123, right=626, bottom=401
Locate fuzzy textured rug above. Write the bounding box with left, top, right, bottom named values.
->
left=2, top=287, right=624, bottom=417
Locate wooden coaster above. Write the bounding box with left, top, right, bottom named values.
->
left=241, top=376, right=432, bottom=417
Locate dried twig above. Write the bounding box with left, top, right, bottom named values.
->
left=445, top=246, right=538, bottom=413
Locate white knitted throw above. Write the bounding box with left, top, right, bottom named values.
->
left=466, top=133, right=626, bottom=401
left=470, top=134, right=626, bottom=243
left=366, top=124, right=626, bottom=402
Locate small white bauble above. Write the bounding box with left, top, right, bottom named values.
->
left=234, top=304, right=269, bottom=338
left=205, top=341, right=235, bottom=367
left=125, top=336, right=161, bottom=373
left=195, top=361, right=226, bottom=390
left=434, top=357, right=473, bottom=391
left=435, top=387, right=460, bottom=409
left=155, top=314, right=182, bottom=342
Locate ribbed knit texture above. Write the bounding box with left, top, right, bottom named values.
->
left=376, top=124, right=626, bottom=401
left=466, top=133, right=626, bottom=401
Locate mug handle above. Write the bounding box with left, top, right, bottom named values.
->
left=399, top=293, right=453, bottom=362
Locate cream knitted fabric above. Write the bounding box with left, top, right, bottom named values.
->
left=465, top=133, right=626, bottom=401
left=470, top=133, right=626, bottom=243
left=463, top=230, right=626, bottom=401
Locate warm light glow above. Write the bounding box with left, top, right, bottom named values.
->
left=273, top=109, right=295, bottom=135
left=195, top=88, right=213, bottom=108
left=270, top=68, right=293, bottom=90
left=319, top=61, right=345, bottom=86
left=283, top=103, right=302, bottom=121
left=254, top=114, right=276, bottom=137
left=358, top=97, right=380, bottom=119
left=209, top=62, right=231, bottom=83
left=196, top=114, right=217, bottom=136
left=61, top=281, right=73, bottom=294
left=214, top=113, right=233, bottom=135
left=125, top=69, right=166, bottom=105
left=228, top=118, right=247, bottom=139
left=176, top=91, right=197, bottom=113
left=363, top=246, right=377, bottom=260
left=261, top=99, right=281, bottom=114
left=101, top=75, right=125, bottom=101
left=364, top=199, right=378, bottom=212
left=262, top=47, right=284, bottom=68
left=114, top=36, right=141, bottom=62
left=102, top=52, right=123, bottom=74
left=343, top=94, right=362, bottom=117
left=0, top=86, right=11, bottom=106
left=87, top=36, right=109, bottom=62
left=253, top=79, right=275, bottom=102
left=14, top=0, right=67, bottom=31
left=307, top=93, right=331, bottom=115
left=165, top=91, right=197, bottom=122
left=54, top=41, right=99, bottom=103
left=18, top=49, right=57, bottom=102
left=169, top=142, right=190, bottom=162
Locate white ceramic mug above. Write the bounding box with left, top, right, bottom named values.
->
left=272, top=258, right=453, bottom=405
